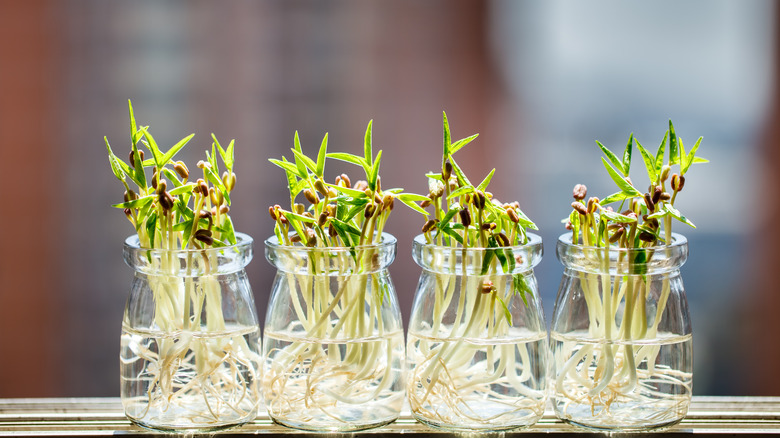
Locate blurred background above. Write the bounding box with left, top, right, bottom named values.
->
left=0, top=0, right=776, bottom=397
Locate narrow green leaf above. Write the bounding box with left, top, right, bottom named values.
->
left=447, top=185, right=474, bottom=200
left=325, top=182, right=368, bottom=198
left=682, top=136, right=703, bottom=174
left=664, top=203, right=696, bottom=228
left=140, top=127, right=164, bottom=169
left=601, top=191, right=634, bottom=205
left=105, top=138, right=126, bottom=182
left=327, top=152, right=367, bottom=167
left=285, top=210, right=316, bottom=223
left=601, top=157, right=642, bottom=196
left=495, top=293, right=513, bottom=325
left=112, top=194, right=155, bottom=209
left=450, top=134, right=479, bottom=155
left=331, top=218, right=362, bottom=236
left=292, top=131, right=307, bottom=177
left=160, top=168, right=183, bottom=188
left=692, top=156, right=709, bottom=164
left=599, top=208, right=637, bottom=224
left=442, top=112, right=451, bottom=157
left=480, top=238, right=498, bottom=274
left=203, top=165, right=231, bottom=205
left=476, top=168, right=496, bottom=192
left=291, top=148, right=317, bottom=175
left=597, top=140, right=624, bottom=175
left=397, top=193, right=431, bottom=202
left=678, top=138, right=687, bottom=171
left=397, top=196, right=429, bottom=215
left=622, top=133, right=633, bottom=176
left=635, top=139, right=658, bottom=182
left=369, top=150, right=382, bottom=189
left=364, top=120, right=374, bottom=164
left=439, top=207, right=460, bottom=226
left=316, top=133, right=328, bottom=178
left=128, top=100, right=137, bottom=139
left=160, top=133, right=194, bottom=165
left=269, top=158, right=306, bottom=180
left=655, top=130, right=668, bottom=174
left=168, top=183, right=196, bottom=197
left=448, top=157, right=472, bottom=187
left=441, top=225, right=464, bottom=245
left=669, top=120, right=680, bottom=165
left=513, top=273, right=532, bottom=306
left=219, top=216, right=237, bottom=245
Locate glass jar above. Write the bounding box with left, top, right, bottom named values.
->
left=262, top=234, right=405, bottom=431
left=407, top=234, right=548, bottom=431
left=551, top=233, right=693, bottom=431
left=120, top=233, right=261, bottom=431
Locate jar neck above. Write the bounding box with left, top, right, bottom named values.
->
left=555, top=233, right=688, bottom=275
left=123, top=232, right=253, bottom=276
left=411, top=233, right=543, bottom=275
left=264, top=233, right=397, bottom=275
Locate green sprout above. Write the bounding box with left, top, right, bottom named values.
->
left=553, top=120, right=705, bottom=426
left=407, top=112, right=546, bottom=428
left=263, top=121, right=426, bottom=428
left=107, top=100, right=259, bottom=427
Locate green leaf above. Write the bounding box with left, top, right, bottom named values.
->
left=160, top=168, right=183, bottom=188
left=669, top=120, right=680, bottom=165
left=213, top=134, right=234, bottom=172
left=369, top=149, right=382, bottom=190
left=316, top=133, right=328, bottom=178
left=442, top=111, right=451, bottom=157
left=635, top=139, right=658, bottom=182
left=291, top=148, right=317, bottom=175
left=601, top=157, right=642, bottom=196
left=476, top=168, right=495, bottom=191
left=601, top=191, right=635, bottom=205
left=447, top=185, right=474, bottom=200
left=397, top=193, right=430, bottom=202
left=513, top=273, right=533, bottom=306
left=146, top=211, right=157, bottom=249
left=621, top=133, right=633, bottom=176
left=439, top=207, right=460, bottom=226
left=599, top=208, right=637, bottom=224
left=140, top=127, right=164, bottom=169
left=441, top=225, right=464, bottom=245
left=448, top=157, right=472, bottom=187
left=655, top=130, right=668, bottom=174
left=397, top=195, right=429, bottom=215
left=692, top=156, right=709, bottom=164
left=343, top=202, right=368, bottom=223
left=682, top=136, right=703, bottom=174
left=128, top=100, right=138, bottom=139
left=364, top=120, right=374, bottom=164
left=284, top=210, right=316, bottom=223
left=168, top=183, right=196, bottom=197
left=495, top=294, right=513, bottom=326
left=450, top=134, right=479, bottom=155
left=327, top=152, right=367, bottom=167
left=112, top=194, right=155, bottom=209
left=105, top=138, right=126, bottom=182
left=218, top=216, right=237, bottom=245
left=292, top=131, right=307, bottom=177
left=160, top=133, right=194, bottom=166
left=664, top=203, right=696, bottom=228
left=325, top=182, right=368, bottom=198
left=480, top=238, right=499, bottom=274
left=203, top=165, right=231, bottom=205
left=269, top=158, right=306, bottom=180
left=597, top=140, right=624, bottom=176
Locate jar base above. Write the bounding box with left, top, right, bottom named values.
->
left=413, top=413, right=541, bottom=433
left=560, top=416, right=684, bottom=432
left=129, top=417, right=251, bottom=433
left=270, top=415, right=398, bottom=432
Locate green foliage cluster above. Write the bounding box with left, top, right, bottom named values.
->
left=567, top=120, right=707, bottom=250
left=106, top=100, right=238, bottom=250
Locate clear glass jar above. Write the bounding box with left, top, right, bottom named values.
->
left=551, top=233, right=693, bottom=431
left=407, top=234, right=549, bottom=431
left=262, top=234, right=404, bottom=431
left=120, top=233, right=262, bottom=431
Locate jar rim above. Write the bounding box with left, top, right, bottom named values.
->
left=124, top=231, right=253, bottom=256
left=556, top=232, right=687, bottom=253
left=412, top=232, right=542, bottom=252
left=264, top=232, right=397, bottom=254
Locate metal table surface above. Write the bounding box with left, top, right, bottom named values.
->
left=1, top=397, right=779, bottom=436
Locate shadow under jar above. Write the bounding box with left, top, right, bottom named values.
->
left=551, top=233, right=693, bottom=431
left=120, top=233, right=262, bottom=432
left=407, top=233, right=549, bottom=432
left=262, top=234, right=405, bottom=432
